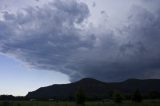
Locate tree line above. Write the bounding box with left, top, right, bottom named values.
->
left=75, top=89, right=160, bottom=105
left=0, top=89, right=160, bottom=102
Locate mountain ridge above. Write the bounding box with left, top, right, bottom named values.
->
left=26, top=78, right=160, bottom=100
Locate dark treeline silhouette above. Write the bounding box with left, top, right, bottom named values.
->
left=0, top=95, right=26, bottom=101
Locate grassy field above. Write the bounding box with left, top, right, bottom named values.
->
left=0, top=100, right=160, bottom=106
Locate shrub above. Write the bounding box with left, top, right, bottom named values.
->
left=113, top=92, right=123, bottom=103
left=2, top=101, right=11, bottom=106
left=75, top=88, right=86, bottom=105
left=17, top=103, right=21, bottom=106
left=132, top=89, right=143, bottom=103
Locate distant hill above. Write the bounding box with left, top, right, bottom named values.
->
left=26, top=78, right=160, bottom=100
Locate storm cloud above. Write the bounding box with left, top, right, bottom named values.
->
left=0, top=0, right=160, bottom=82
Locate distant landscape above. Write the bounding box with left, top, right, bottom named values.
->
left=1, top=78, right=160, bottom=106
left=1, top=0, right=160, bottom=106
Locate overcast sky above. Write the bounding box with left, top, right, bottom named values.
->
left=0, top=0, right=160, bottom=96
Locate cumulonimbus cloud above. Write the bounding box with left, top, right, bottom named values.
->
left=0, top=0, right=160, bottom=82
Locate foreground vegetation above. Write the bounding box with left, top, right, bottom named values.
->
left=0, top=100, right=160, bottom=106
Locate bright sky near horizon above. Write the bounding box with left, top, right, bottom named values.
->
left=0, top=54, right=69, bottom=96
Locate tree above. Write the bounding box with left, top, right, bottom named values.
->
left=132, top=89, right=143, bottom=103
left=113, top=92, right=123, bottom=103
left=108, top=90, right=114, bottom=99
left=75, top=88, right=86, bottom=105
left=2, top=101, right=11, bottom=106
left=148, top=91, right=160, bottom=99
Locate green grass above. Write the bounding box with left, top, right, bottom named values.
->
left=0, top=100, right=160, bottom=106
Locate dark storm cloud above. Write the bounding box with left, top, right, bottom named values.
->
left=0, top=0, right=92, bottom=74
left=0, top=0, right=160, bottom=82
left=64, top=5, right=160, bottom=82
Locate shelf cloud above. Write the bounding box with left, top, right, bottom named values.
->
left=0, top=0, right=160, bottom=82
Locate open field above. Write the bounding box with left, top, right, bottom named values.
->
left=1, top=100, right=160, bottom=106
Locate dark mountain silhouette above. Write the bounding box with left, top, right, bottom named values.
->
left=26, top=78, right=160, bottom=100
